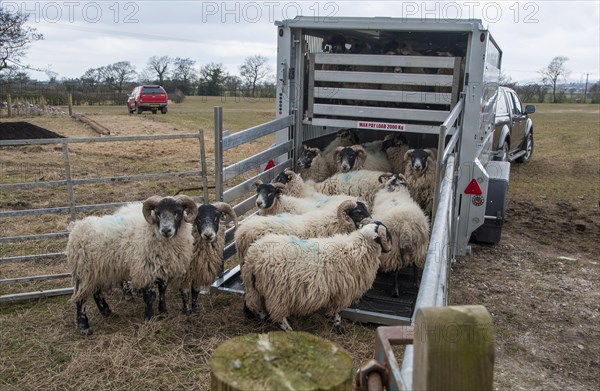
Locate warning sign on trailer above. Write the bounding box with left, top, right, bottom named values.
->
left=356, top=121, right=405, bottom=131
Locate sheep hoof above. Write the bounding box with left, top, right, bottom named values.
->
left=334, top=324, right=345, bottom=335
left=243, top=303, right=257, bottom=319
left=190, top=306, right=200, bottom=316
left=182, top=308, right=191, bottom=316
left=258, top=311, right=268, bottom=321
left=78, top=327, right=93, bottom=336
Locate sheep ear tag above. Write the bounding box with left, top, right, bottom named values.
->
left=464, top=179, right=483, bottom=195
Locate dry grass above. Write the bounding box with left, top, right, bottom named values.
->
left=1, top=101, right=599, bottom=390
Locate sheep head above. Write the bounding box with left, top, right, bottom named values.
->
left=380, top=173, right=408, bottom=192
left=338, top=200, right=371, bottom=230
left=335, top=145, right=366, bottom=172
left=297, top=145, right=321, bottom=169
left=406, top=148, right=436, bottom=173
left=336, top=128, right=359, bottom=145
left=381, top=134, right=409, bottom=151
left=143, top=195, right=198, bottom=238
left=255, top=182, right=285, bottom=210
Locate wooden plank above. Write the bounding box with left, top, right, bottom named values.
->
left=413, top=305, right=494, bottom=391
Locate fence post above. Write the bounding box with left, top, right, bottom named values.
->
left=67, top=93, right=73, bottom=116
left=198, top=129, right=210, bottom=203
left=214, top=106, right=224, bottom=202
left=7, top=94, right=12, bottom=117
left=413, top=305, right=494, bottom=391
left=61, top=143, right=76, bottom=222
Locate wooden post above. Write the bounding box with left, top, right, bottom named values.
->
left=210, top=331, right=353, bottom=391
left=413, top=305, right=494, bottom=391
left=7, top=94, right=12, bottom=117
left=15, top=97, right=20, bottom=116
left=67, top=93, right=73, bottom=116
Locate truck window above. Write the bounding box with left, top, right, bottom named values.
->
left=496, top=91, right=509, bottom=115
left=510, top=92, right=523, bottom=115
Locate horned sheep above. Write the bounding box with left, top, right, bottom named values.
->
left=242, top=221, right=392, bottom=333
left=404, top=148, right=437, bottom=215
left=333, top=144, right=392, bottom=173
left=180, top=202, right=237, bottom=315
left=67, top=195, right=198, bottom=335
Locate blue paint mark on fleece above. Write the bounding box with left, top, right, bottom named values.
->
left=289, top=235, right=310, bottom=249
left=106, top=214, right=126, bottom=225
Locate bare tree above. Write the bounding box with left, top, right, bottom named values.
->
left=81, top=67, right=105, bottom=91
left=172, top=57, right=197, bottom=94
left=103, top=61, right=137, bottom=93
left=0, top=9, right=43, bottom=72
left=146, top=55, right=172, bottom=85
left=539, top=56, right=570, bottom=103
left=239, top=55, right=273, bottom=96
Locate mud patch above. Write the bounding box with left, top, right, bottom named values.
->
left=0, top=122, right=64, bottom=140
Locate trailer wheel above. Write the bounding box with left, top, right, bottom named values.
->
left=516, top=132, right=533, bottom=163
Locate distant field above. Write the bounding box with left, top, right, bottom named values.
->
left=0, top=101, right=599, bottom=391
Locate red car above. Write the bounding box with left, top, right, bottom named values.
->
left=127, top=85, right=168, bottom=114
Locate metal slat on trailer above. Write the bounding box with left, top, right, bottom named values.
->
left=314, top=53, right=458, bottom=68
left=312, top=104, right=450, bottom=123
left=314, top=87, right=453, bottom=105
left=314, top=70, right=454, bottom=87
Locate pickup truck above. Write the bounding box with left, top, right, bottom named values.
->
left=494, top=86, right=535, bottom=163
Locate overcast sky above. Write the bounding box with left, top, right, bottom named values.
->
left=4, top=0, right=599, bottom=84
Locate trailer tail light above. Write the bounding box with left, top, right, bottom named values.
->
left=464, top=178, right=483, bottom=195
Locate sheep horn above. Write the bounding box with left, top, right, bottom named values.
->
left=334, top=146, right=345, bottom=163
left=378, top=173, right=393, bottom=184
left=142, top=195, right=163, bottom=225
left=403, top=149, right=414, bottom=161
left=377, top=223, right=393, bottom=253
left=273, top=182, right=286, bottom=192
left=253, top=179, right=263, bottom=188
left=174, top=195, right=198, bottom=223
left=213, top=202, right=238, bottom=227
left=425, top=148, right=437, bottom=161
left=337, top=199, right=358, bottom=228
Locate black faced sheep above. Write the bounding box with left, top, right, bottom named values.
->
left=180, top=202, right=237, bottom=315
left=242, top=221, right=392, bottom=333
left=67, top=195, right=197, bottom=335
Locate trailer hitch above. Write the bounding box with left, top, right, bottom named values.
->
left=356, top=326, right=414, bottom=391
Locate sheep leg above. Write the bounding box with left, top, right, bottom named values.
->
left=242, top=300, right=257, bottom=319
left=412, top=263, right=422, bottom=286
left=190, top=288, right=201, bottom=315
left=180, top=289, right=191, bottom=315
left=279, top=317, right=293, bottom=332
left=93, top=289, right=112, bottom=317
left=156, top=279, right=168, bottom=315
left=333, top=312, right=344, bottom=334
left=121, top=281, right=134, bottom=301
left=393, top=270, right=401, bottom=298
left=142, top=285, right=156, bottom=321
left=76, top=300, right=92, bottom=335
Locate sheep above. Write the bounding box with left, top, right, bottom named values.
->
left=254, top=178, right=356, bottom=216
left=382, top=133, right=410, bottom=174
left=234, top=199, right=371, bottom=264
left=333, top=144, right=392, bottom=173
left=67, top=195, right=198, bottom=335
left=242, top=221, right=392, bottom=333
left=321, top=128, right=359, bottom=173
left=296, top=145, right=332, bottom=183
left=180, top=202, right=237, bottom=316
left=371, top=173, right=430, bottom=296
left=404, top=148, right=437, bottom=215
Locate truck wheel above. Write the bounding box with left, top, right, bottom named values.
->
left=497, top=142, right=509, bottom=162
left=151, top=109, right=157, bottom=114
left=137, top=106, right=143, bottom=114
left=161, top=107, right=167, bottom=114
left=515, top=132, right=533, bottom=163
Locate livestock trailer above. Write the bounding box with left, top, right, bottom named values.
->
left=212, top=16, right=507, bottom=326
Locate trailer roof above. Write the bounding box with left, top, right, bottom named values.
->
left=275, top=16, right=485, bottom=33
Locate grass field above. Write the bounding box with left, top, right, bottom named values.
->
left=1, top=99, right=599, bottom=390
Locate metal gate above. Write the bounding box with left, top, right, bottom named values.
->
left=0, top=130, right=210, bottom=302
